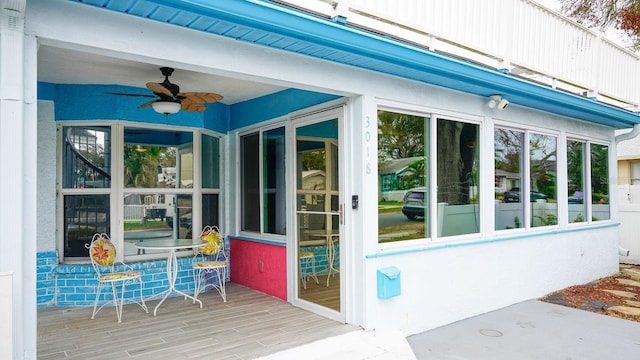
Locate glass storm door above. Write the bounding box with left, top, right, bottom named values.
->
left=295, top=116, right=342, bottom=317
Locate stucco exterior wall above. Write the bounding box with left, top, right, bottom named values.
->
left=37, top=101, right=57, bottom=253
left=352, top=87, right=617, bottom=335
left=364, top=227, right=619, bottom=335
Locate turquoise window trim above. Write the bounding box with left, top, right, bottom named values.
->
left=367, top=222, right=619, bottom=259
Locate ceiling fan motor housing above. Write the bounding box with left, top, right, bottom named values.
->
left=158, top=67, right=180, bottom=99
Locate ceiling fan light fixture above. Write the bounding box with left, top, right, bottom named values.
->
left=152, top=101, right=181, bottom=115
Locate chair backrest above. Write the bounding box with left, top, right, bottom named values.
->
left=86, top=233, right=117, bottom=275
left=199, top=226, right=226, bottom=260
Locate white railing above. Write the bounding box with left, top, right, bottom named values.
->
left=278, top=0, right=640, bottom=110
left=124, top=204, right=145, bottom=222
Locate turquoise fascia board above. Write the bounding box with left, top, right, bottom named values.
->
left=71, top=0, right=640, bottom=128
left=179, top=0, right=640, bottom=128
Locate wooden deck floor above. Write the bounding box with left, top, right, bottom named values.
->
left=38, top=282, right=360, bottom=360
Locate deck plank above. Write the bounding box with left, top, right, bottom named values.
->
left=38, top=282, right=359, bottom=359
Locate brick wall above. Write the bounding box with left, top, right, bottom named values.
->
left=37, top=251, right=228, bottom=308
left=36, top=251, right=58, bottom=307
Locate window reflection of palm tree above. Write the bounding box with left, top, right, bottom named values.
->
left=124, top=145, right=163, bottom=187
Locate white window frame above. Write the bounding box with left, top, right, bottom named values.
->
left=57, top=121, right=222, bottom=263
left=237, top=121, right=288, bottom=243
left=493, top=124, right=560, bottom=232
left=375, top=102, right=485, bottom=245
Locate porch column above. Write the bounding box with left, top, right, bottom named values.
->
left=0, top=0, right=37, bottom=359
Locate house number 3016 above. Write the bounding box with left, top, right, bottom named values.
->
left=365, top=115, right=371, bottom=174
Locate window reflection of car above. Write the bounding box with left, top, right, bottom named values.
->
left=166, top=212, right=191, bottom=229
left=402, top=187, right=426, bottom=220
left=502, top=187, right=548, bottom=203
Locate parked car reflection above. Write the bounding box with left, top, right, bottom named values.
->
left=503, top=187, right=547, bottom=202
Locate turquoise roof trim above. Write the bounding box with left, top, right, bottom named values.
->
left=70, top=0, right=640, bottom=128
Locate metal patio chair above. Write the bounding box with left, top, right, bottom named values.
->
left=86, top=233, right=148, bottom=322
left=191, top=226, right=228, bottom=302
left=299, top=250, right=319, bottom=289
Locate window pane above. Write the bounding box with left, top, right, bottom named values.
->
left=202, top=193, right=219, bottom=228
left=331, top=143, right=339, bottom=192
left=174, top=194, right=193, bottom=238
left=123, top=128, right=192, bottom=189
left=377, top=111, right=428, bottom=242
left=437, top=119, right=479, bottom=236
left=530, top=133, right=557, bottom=227
left=495, top=128, right=524, bottom=230
left=263, top=127, right=286, bottom=235
left=202, top=135, right=220, bottom=189
left=64, top=194, right=110, bottom=257
left=63, top=126, right=111, bottom=189
left=591, top=144, right=610, bottom=220
left=241, top=133, right=260, bottom=232
left=179, top=147, right=193, bottom=188
left=122, top=193, right=193, bottom=256
left=567, top=140, right=587, bottom=223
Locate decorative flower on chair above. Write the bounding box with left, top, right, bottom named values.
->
left=91, top=238, right=116, bottom=266
left=200, top=229, right=222, bottom=255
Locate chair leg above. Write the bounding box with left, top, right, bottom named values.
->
left=137, top=278, right=148, bottom=313
left=113, top=282, right=123, bottom=323
left=192, top=268, right=227, bottom=303
left=309, top=254, right=319, bottom=285
left=300, top=263, right=307, bottom=290
left=215, top=268, right=227, bottom=302
left=91, top=283, right=103, bottom=320
left=299, top=253, right=319, bottom=289
left=92, top=279, right=146, bottom=322
left=192, top=269, right=203, bottom=304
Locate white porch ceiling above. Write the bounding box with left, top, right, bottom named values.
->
left=37, top=45, right=286, bottom=105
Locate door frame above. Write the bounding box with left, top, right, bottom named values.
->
left=288, top=106, right=347, bottom=322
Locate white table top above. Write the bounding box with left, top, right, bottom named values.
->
left=124, top=230, right=173, bottom=240
left=133, top=238, right=207, bottom=251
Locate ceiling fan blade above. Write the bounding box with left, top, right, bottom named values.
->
left=138, top=100, right=156, bottom=109
left=179, top=92, right=223, bottom=104
left=181, top=97, right=207, bottom=112
left=146, top=82, right=174, bottom=97
left=104, top=91, right=156, bottom=98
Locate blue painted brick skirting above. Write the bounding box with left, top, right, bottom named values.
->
left=299, top=245, right=340, bottom=277
left=37, top=251, right=59, bottom=307
left=37, top=251, right=229, bottom=308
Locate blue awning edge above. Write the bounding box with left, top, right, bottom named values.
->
left=70, top=0, right=640, bottom=128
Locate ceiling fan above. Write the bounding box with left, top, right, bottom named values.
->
left=107, top=67, right=223, bottom=114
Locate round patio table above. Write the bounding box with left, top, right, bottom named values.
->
left=125, top=230, right=173, bottom=254
left=134, top=238, right=207, bottom=316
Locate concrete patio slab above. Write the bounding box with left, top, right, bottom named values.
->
left=256, top=329, right=417, bottom=360
left=408, top=300, right=640, bottom=360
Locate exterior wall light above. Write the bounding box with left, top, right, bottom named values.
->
left=488, top=95, right=509, bottom=110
